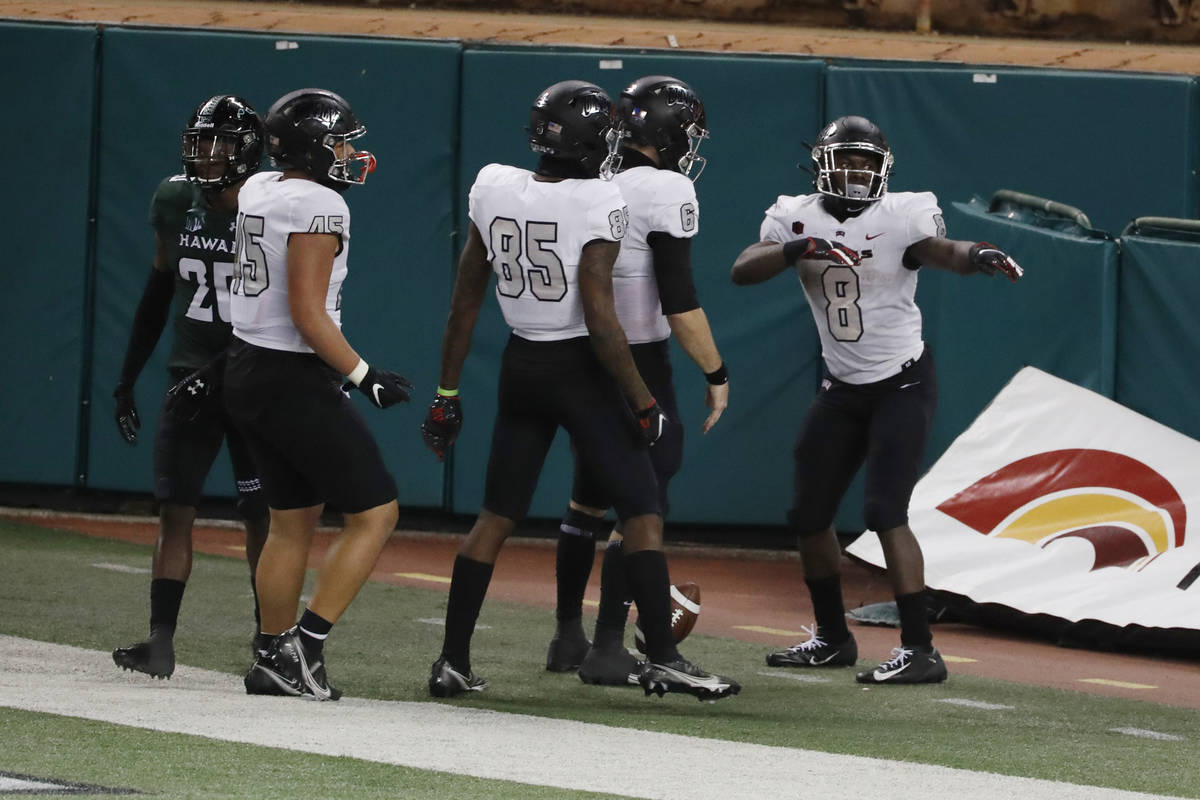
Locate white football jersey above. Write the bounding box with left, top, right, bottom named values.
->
left=229, top=171, right=351, bottom=353
left=469, top=163, right=627, bottom=341
left=611, top=166, right=699, bottom=344
left=759, top=191, right=943, bottom=384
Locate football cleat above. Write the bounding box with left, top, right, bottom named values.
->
left=545, top=620, right=591, bottom=673
left=112, top=631, right=175, bottom=679
left=274, top=630, right=342, bottom=701
left=428, top=656, right=488, bottom=698
left=244, top=653, right=301, bottom=696
left=638, top=658, right=740, bottom=701
left=244, top=635, right=303, bottom=697
left=766, top=625, right=857, bottom=668
left=856, top=645, right=948, bottom=685
left=578, top=641, right=642, bottom=686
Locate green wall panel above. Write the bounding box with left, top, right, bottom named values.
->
left=1116, top=235, right=1200, bottom=442
left=0, top=23, right=96, bottom=484
left=86, top=27, right=458, bottom=507
left=826, top=66, right=1199, bottom=236
left=927, top=201, right=1118, bottom=461
left=451, top=48, right=826, bottom=527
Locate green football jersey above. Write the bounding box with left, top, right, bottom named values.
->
left=147, top=175, right=239, bottom=370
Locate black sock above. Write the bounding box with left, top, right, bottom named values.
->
left=441, top=555, right=494, bottom=672
left=149, top=578, right=186, bottom=638
left=896, top=591, right=932, bottom=648
left=624, top=550, right=678, bottom=664
left=805, top=575, right=850, bottom=642
left=297, top=608, right=333, bottom=656
left=555, top=526, right=599, bottom=623
left=593, top=539, right=631, bottom=636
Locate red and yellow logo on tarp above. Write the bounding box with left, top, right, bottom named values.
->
left=936, top=449, right=1186, bottom=571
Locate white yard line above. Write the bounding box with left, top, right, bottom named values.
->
left=0, top=636, right=1185, bottom=800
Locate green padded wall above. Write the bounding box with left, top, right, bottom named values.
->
left=825, top=66, right=1200, bottom=236
left=928, top=201, right=1118, bottom=458
left=451, top=48, right=826, bottom=526
left=0, top=23, right=96, bottom=484
left=1116, top=235, right=1200, bottom=442
left=86, top=27, right=459, bottom=507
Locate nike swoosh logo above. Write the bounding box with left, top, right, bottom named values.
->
left=900, top=381, right=921, bottom=389
left=874, top=661, right=910, bottom=679
left=865, top=232, right=886, bottom=240
left=372, top=384, right=384, bottom=406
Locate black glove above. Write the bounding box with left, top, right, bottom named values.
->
left=353, top=365, right=414, bottom=409
left=783, top=236, right=861, bottom=267
left=634, top=398, right=669, bottom=446
left=969, top=241, right=1024, bottom=282
left=113, top=382, right=140, bottom=445
left=165, top=353, right=226, bottom=422
left=421, top=392, right=463, bottom=461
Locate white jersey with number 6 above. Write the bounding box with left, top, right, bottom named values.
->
left=611, top=166, right=699, bottom=344
left=468, top=163, right=627, bottom=342
left=759, top=190, right=943, bottom=384
left=230, top=171, right=351, bottom=354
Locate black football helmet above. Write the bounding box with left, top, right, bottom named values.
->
left=618, top=75, right=709, bottom=180
left=528, top=80, right=622, bottom=179
left=181, top=95, right=264, bottom=189
left=811, top=115, right=894, bottom=204
left=265, top=88, right=376, bottom=188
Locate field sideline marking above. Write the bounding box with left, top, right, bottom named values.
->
left=0, top=636, right=1185, bottom=800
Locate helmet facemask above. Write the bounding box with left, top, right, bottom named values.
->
left=596, top=125, right=625, bottom=181
left=814, top=141, right=893, bottom=204
left=675, top=121, right=709, bottom=181
left=182, top=128, right=258, bottom=189
left=322, top=127, right=376, bottom=185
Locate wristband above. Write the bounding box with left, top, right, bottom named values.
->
left=704, top=363, right=729, bottom=386
left=436, top=386, right=459, bottom=397
left=347, top=358, right=369, bottom=387
left=781, top=238, right=809, bottom=266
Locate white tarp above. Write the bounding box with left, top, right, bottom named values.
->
left=847, top=367, right=1200, bottom=631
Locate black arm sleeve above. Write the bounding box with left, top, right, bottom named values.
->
left=118, top=268, right=175, bottom=386
left=647, top=231, right=700, bottom=316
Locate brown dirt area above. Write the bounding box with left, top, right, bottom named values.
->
left=4, top=0, right=1200, bottom=74
left=10, top=510, right=1200, bottom=710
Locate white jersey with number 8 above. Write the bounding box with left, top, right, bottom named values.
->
left=759, top=190, right=942, bottom=384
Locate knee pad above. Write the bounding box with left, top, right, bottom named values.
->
left=560, top=507, right=609, bottom=539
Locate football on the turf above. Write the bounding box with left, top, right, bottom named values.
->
left=633, top=581, right=701, bottom=654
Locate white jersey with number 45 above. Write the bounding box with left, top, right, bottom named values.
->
left=230, top=171, right=350, bottom=354
left=759, top=191, right=943, bottom=384
left=469, top=163, right=628, bottom=342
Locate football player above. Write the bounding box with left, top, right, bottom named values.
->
left=420, top=80, right=739, bottom=702
left=111, top=95, right=270, bottom=681
left=731, top=115, right=1023, bottom=685
left=223, top=88, right=413, bottom=700
left=543, top=76, right=728, bottom=686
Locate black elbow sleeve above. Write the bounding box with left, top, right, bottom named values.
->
left=648, top=232, right=700, bottom=315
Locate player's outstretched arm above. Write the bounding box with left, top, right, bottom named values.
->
left=907, top=236, right=1024, bottom=281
